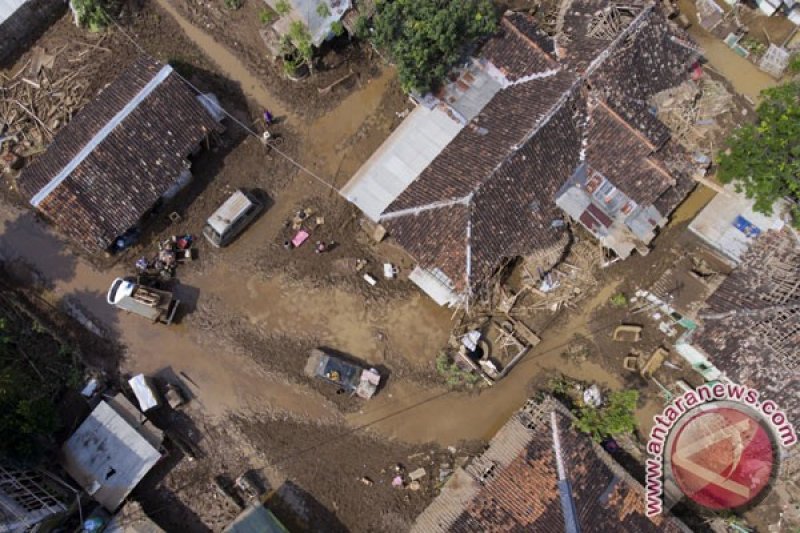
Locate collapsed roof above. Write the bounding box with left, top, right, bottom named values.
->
left=350, top=2, right=699, bottom=297
left=693, top=228, right=800, bottom=421
left=412, top=396, right=690, bottom=532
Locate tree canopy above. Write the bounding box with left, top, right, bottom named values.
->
left=372, top=0, right=497, bottom=93
left=574, top=390, right=639, bottom=442
left=718, top=81, right=800, bottom=227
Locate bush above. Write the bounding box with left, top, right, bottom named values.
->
left=224, top=0, right=243, bottom=10
left=70, top=0, right=111, bottom=32
left=316, top=2, right=330, bottom=17
left=436, top=353, right=480, bottom=388
left=275, top=0, right=291, bottom=16
left=353, top=15, right=370, bottom=40
left=259, top=8, right=277, bottom=24
left=609, top=292, right=628, bottom=308
left=372, top=0, right=498, bottom=93
left=574, top=390, right=639, bottom=442
left=330, top=20, right=344, bottom=37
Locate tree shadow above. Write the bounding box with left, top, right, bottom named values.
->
left=132, top=447, right=211, bottom=533
left=0, top=210, right=78, bottom=289
left=270, top=480, right=350, bottom=533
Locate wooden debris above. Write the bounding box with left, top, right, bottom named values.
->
left=1, top=41, right=105, bottom=162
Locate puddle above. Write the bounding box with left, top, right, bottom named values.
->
left=669, top=183, right=717, bottom=226
left=153, top=0, right=290, bottom=118
left=679, top=0, right=778, bottom=101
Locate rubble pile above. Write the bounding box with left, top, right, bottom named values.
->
left=650, top=78, right=734, bottom=156
left=0, top=41, right=109, bottom=170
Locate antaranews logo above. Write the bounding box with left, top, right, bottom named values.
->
left=645, top=382, right=797, bottom=516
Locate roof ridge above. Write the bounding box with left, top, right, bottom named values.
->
left=501, top=15, right=559, bottom=68
left=380, top=194, right=472, bottom=221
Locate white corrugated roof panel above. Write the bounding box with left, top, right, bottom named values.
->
left=341, top=106, right=464, bottom=221
left=61, top=399, right=162, bottom=511
left=0, top=0, right=28, bottom=24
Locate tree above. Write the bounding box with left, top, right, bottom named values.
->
left=574, top=390, right=639, bottom=442
left=372, top=0, right=497, bottom=93
left=718, top=82, right=800, bottom=227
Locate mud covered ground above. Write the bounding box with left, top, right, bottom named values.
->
left=168, top=0, right=382, bottom=120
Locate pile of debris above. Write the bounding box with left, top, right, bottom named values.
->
left=517, top=238, right=604, bottom=314
left=0, top=41, right=110, bottom=171
left=650, top=78, right=734, bottom=157
left=135, top=235, right=195, bottom=281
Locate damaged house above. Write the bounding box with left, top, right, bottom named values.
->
left=676, top=228, right=799, bottom=421
left=343, top=1, right=701, bottom=306
left=16, top=56, right=224, bottom=252
left=412, top=396, right=690, bottom=532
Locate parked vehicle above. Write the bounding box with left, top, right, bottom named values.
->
left=202, top=189, right=263, bottom=247
left=304, top=348, right=381, bottom=399
left=106, top=277, right=180, bottom=324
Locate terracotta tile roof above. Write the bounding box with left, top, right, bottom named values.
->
left=17, top=56, right=223, bottom=251
left=481, top=13, right=558, bottom=80
left=694, top=228, right=800, bottom=420
left=413, top=397, right=690, bottom=532
left=378, top=5, right=697, bottom=294
left=585, top=99, right=674, bottom=206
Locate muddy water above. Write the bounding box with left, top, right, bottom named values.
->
left=199, top=268, right=453, bottom=368
left=348, top=282, right=625, bottom=444
left=0, top=205, right=329, bottom=420
left=678, top=0, right=777, bottom=101
left=153, top=0, right=290, bottom=119
left=669, top=183, right=717, bottom=226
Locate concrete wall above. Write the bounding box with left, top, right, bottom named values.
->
left=0, top=0, right=66, bottom=67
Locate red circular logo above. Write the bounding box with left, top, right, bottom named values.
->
left=669, top=405, right=776, bottom=510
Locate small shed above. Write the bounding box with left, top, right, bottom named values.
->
left=60, top=395, right=163, bottom=511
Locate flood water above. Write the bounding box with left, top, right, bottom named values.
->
left=678, top=0, right=778, bottom=101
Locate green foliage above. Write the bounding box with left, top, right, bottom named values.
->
left=574, top=390, right=639, bottom=442
left=70, top=0, right=110, bottom=32
left=284, top=20, right=313, bottom=71
left=436, top=353, right=480, bottom=388
left=275, top=0, right=291, bottom=16
left=0, top=306, right=82, bottom=464
left=224, top=0, right=243, bottom=10
left=259, top=8, right=277, bottom=24
left=330, top=20, right=345, bottom=37
left=741, top=37, right=767, bottom=56
left=790, top=54, right=800, bottom=74
left=372, top=0, right=498, bottom=93
left=353, top=15, right=370, bottom=40
left=316, top=2, right=331, bottom=17
left=718, top=82, right=800, bottom=228
left=609, top=292, right=628, bottom=308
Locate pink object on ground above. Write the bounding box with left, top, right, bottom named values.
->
left=392, top=476, right=404, bottom=487
left=292, top=230, right=310, bottom=247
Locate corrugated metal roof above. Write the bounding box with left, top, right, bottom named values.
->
left=341, top=106, right=463, bottom=221
left=207, top=190, right=255, bottom=235
left=0, top=0, right=27, bottom=24
left=61, top=398, right=162, bottom=511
